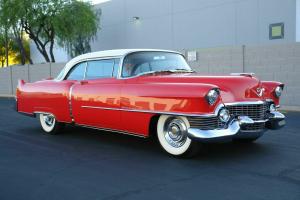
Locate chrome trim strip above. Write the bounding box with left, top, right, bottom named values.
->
left=69, top=84, right=75, bottom=122
left=224, top=101, right=265, bottom=106
left=76, top=123, right=147, bottom=138
left=81, top=103, right=225, bottom=117
left=18, top=111, right=35, bottom=116
left=82, top=101, right=268, bottom=117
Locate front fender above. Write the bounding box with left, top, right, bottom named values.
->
left=122, top=82, right=221, bottom=115
left=261, top=81, right=284, bottom=105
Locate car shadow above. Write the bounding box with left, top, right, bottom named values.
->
left=48, top=124, right=273, bottom=161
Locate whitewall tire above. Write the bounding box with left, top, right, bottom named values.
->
left=157, top=115, right=199, bottom=157
left=39, top=113, right=64, bottom=134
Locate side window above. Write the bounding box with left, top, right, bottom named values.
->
left=86, top=59, right=114, bottom=80
left=66, top=62, right=86, bottom=80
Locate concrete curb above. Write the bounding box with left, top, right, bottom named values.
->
left=279, top=106, right=300, bottom=112
left=0, top=95, right=15, bottom=98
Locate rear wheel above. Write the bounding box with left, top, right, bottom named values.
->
left=157, top=115, right=200, bottom=157
left=39, top=113, right=64, bottom=134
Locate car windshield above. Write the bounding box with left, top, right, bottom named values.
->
left=122, top=51, right=193, bottom=78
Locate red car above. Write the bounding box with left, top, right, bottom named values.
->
left=16, top=49, right=285, bottom=157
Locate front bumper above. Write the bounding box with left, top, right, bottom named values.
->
left=187, top=111, right=285, bottom=142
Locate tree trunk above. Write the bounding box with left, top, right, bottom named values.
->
left=15, top=37, right=26, bottom=65
left=27, top=29, right=51, bottom=63
left=31, top=37, right=50, bottom=63
left=49, top=39, right=55, bottom=63
left=5, top=28, right=9, bottom=67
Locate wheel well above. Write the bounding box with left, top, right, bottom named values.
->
left=149, top=114, right=160, bottom=137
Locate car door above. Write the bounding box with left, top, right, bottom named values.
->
left=71, top=58, right=123, bottom=130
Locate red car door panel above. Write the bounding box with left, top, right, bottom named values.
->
left=71, top=78, right=122, bottom=130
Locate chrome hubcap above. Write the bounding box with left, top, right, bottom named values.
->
left=43, top=114, right=55, bottom=127
left=163, top=118, right=188, bottom=148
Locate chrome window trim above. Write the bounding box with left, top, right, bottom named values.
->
left=58, top=56, right=122, bottom=81
left=117, top=50, right=186, bottom=80
left=83, top=61, right=88, bottom=80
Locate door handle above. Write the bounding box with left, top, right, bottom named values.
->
left=80, top=80, right=88, bottom=85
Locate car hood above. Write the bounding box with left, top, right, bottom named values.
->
left=138, top=73, right=263, bottom=103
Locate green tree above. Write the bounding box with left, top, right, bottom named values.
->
left=0, top=30, right=27, bottom=67
left=0, top=32, right=6, bottom=67
left=55, top=1, right=100, bottom=57
left=0, top=0, right=100, bottom=63
left=0, top=0, right=32, bottom=65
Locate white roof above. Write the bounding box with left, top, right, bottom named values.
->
left=57, top=49, right=181, bottom=80
left=67, top=49, right=180, bottom=65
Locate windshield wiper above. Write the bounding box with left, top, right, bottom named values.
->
left=173, top=68, right=195, bottom=73
left=139, top=69, right=195, bottom=77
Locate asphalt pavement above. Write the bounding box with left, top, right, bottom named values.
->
left=0, top=98, right=299, bottom=200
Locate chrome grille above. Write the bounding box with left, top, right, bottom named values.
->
left=188, top=116, right=224, bottom=130
left=226, top=103, right=267, bottom=121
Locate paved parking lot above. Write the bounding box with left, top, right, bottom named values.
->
left=0, top=98, right=299, bottom=200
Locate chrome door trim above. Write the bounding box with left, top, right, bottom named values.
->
left=69, top=84, right=76, bottom=122
left=81, top=103, right=224, bottom=118
left=76, top=123, right=147, bottom=138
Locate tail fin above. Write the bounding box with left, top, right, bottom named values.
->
left=18, top=79, right=26, bottom=87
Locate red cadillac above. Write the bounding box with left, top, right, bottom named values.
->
left=16, top=49, right=286, bottom=157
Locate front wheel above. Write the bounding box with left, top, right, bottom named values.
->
left=157, top=115, right=200, bottom=157
left=39, top=113, right=64, bottom=134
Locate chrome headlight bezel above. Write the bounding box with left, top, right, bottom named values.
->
left=219, top=108, right=230, bottom=123
left=274, top=85, right=283, bottom=98
left=269, top=103, right=277, bottom=112
left=206, top=88, right=220, bottom=105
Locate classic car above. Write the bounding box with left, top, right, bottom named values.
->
left=16, top=49, right=286, bottom=157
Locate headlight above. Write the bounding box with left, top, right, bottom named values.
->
left=274, top=86, right=283, bottom=98
left=206, top=88, right=220, bottom=105
left=219, top=108, right=230, bottom=123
